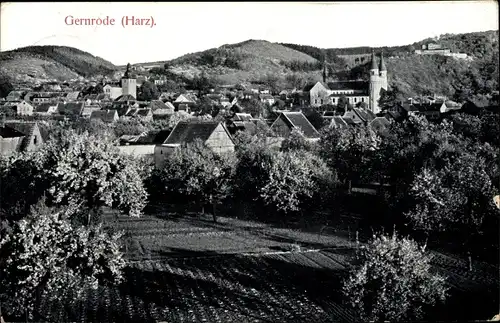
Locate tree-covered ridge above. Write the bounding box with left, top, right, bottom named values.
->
left=0, top=45, right=117, bottom=77
left=167, top=40, right=318, bottom=70
left=281, top=30, right=498, bottom=58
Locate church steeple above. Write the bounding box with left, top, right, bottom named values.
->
left=379, top=52, right=387, bottom=71
left=322, top=59, right=328, bottom=83
left=370, top=50, right=378, bottom=71
left=123, top=63, right=132, bottom=79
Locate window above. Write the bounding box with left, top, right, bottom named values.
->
left=362, top=98, right=365, bottom=102
left=33, top=136, right=37, bottom=145
left=160, top=150, right=163, bottom=155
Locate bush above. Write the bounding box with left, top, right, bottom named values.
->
left=343, top=232, right=448, bottom=322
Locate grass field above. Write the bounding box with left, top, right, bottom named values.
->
left=29, top=207, right=500, bottom=322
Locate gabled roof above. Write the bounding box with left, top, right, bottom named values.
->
left=370, top=116, right=390, bottom=129
left=412, top=102, right=445, bottom=112
left=34, top=102, right=56, bottom=113
left=0, top=125, right=25, bottom=138
left=115, top=94, right=136, bottom=102
left=343, top=117, right=357, bottom=126
left=234, top=113, right=253, bottom=121
left=352, top=108, right=375, bottom=122
left=175, top=94, right=196, bottom=103
left=2, top=122, right=39, bottom=151
left=163, top=121, right=231, bottom=145
left=148, top=100, right=168, bottom=110
left=136, top=108, right=152, bottom=117
left=276, top=112, right=320, bottom=139
left=126, top=108, right=139, bottom=117
left=384, top=110, right=404, bottom=121
left=90, top=109, right=118, bottom=122
left=326, top=81, right=369, bottom=91
left=330, top=116, right=349, bottom=129
left=57, top=102, right=84, bottom=116
left=66, top=91, right=80, bottom=100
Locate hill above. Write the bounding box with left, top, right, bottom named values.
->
left=150, top=40, right=323, bottom=85
left=0, top=45, right=118, bottom=84
left=282, top=30, right=499, bottom=101
left=281, top=30, right=499, bottom=59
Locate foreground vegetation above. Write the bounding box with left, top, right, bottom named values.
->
left=1, top=106, right=499, bottom=321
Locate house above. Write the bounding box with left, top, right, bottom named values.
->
left=259, top=94, right=275, bottom=106
left=343, top=108, right=375, bottom=125
left=32, top=93, right=56, bottom=104
left=159, top=92, right=177, bottom=102
left=103, top=84, right=123, bottom=100
left=34, top=102, right=58, bottom=116
left=90, top=109, right=119, bottom=123
left=369, top=117, right=390, bottom=134
left=155, top=121, right=235, bottom=169
left=329, top=116, right=350, bottom=129
left=82, top=105, right=102, bottom=118
left=118, top=130, right=171, bottom=159
left=412, top=102, right=447, bottom=120
left=136, top=108, right=153, bottom=122
left=6, top=91, right=26, bottom=102
left=4, top=100, right=34, bottom=116
left=0, top=121, right=44, bottom=156
left=174, top=94, right=196, bottom=113
left=234, top=113, right=253, bottom=122
left=270, top=112, right=320, bottom=140
left=66, top=91, right=80, bottom=101
left=57, top=102, right=84, bottom=118
left=383, top=110, right=405, bottom=122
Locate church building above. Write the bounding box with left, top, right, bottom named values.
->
left=306, top=52, right=388, bottom=114
left=103, top=63, right=137, bottom=100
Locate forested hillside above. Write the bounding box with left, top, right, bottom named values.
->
left=0, top=45, right=117, bottom=83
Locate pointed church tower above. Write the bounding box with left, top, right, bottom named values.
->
left=322, top=59, right=328, bottom=83
left=379, top=52, right=388, bottom=91
left=121, top=63, right=137, bottom=99
left=368, top=51, right=382, bottom=114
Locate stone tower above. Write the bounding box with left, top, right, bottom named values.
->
left=121, top=63, right=137, bottom=99
left=322, top=59, right=328, bottom=83
left=368, top=52, right=388, bottom=114
left=379, top=52, right=388, bottom=92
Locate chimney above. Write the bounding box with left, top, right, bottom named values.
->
left=1, top=114, right=5, bottom=128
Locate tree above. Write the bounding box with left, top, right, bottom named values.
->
left=343, top=233, right=447, bottom=322
left=404, top=150, right=497, bottom=264
left=479, top=112, right=500, bottom=147
left=319, top=125, right=379, bottom=187
left=0, top=199, right=125, bottom=321
left=378, top=87, right=402, bottom=110
left=238, top=98, right=265, bottom=118
left=0, top=75, right=14, bottom=98
left=337, top=94, right=352, bottom=111
left=259, top=151, right=332, bottom=214
left=137, top=81, right=160, bottom=101
left=0, top=130, right=148, bottom=224
left=449, top=113, right=482, bottom=140
left=156, top=140, right=235, bottom=222
left=280, top=128, right=314, bottom=152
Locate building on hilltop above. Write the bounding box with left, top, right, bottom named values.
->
left=305, top=52, right=388, bottom=114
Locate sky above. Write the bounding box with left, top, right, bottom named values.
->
left=1, top=1, right=498, bottom=66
